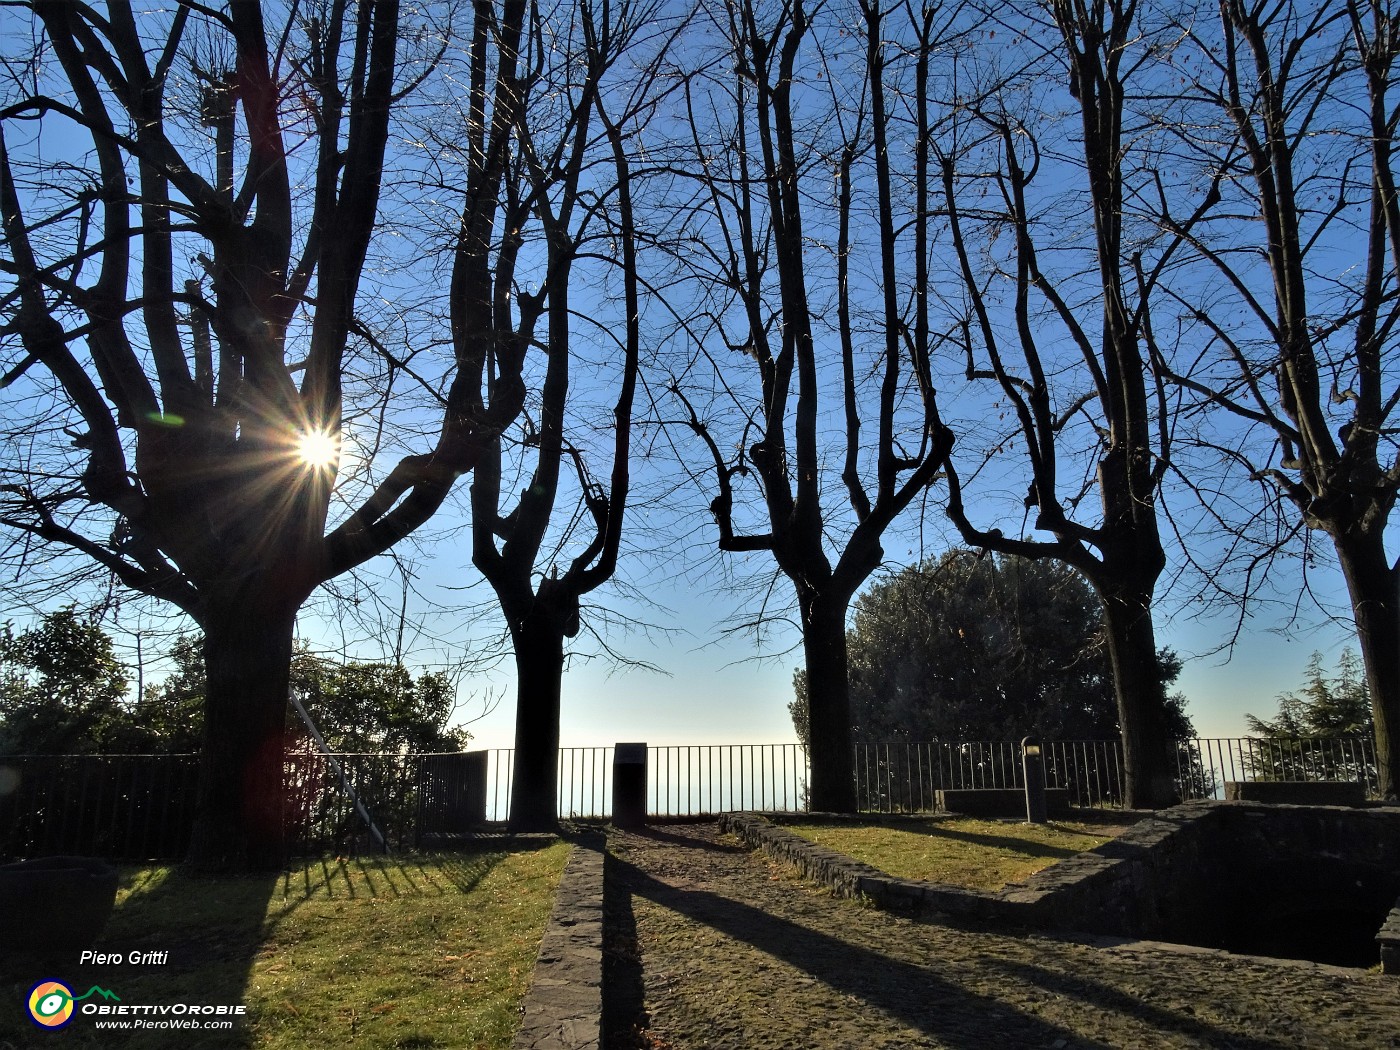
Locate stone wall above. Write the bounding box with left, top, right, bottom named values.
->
left=1224, top=780, right=1366, bottom=806
left=514, top=837, right=605, bottom=1050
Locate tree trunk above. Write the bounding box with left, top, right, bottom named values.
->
left=507, top=609, right=566, bottom=832
left=186, top=602, right=297, bottom=871
left=1335, top=533, right=1400, bottom=800
left=1099, top=583, right=1176, bottom=810
left=803, top=597, right=856, bottom=813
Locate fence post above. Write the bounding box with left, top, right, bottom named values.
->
left=612, top=743, right=647, bottom=827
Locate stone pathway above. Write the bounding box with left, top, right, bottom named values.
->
left=603, top=822, right=1400, bottom=1050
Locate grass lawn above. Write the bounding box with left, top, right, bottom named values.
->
left=782, top=818, right=1114, bottom=891
left=1, top=841, right=570, bottom=1049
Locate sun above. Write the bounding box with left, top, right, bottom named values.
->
left=294, top=428, right=340, bottom=471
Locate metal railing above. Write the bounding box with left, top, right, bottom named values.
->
left=852, top=736, right=1380, bottom=812
left=0, top=753, right=200, bottom=860
left=0, top=735, right=1382, bottom=859
left=480, top=744, right=809, bottom=821
left=284, top=751, right=422, bottom=854
left=1179, top=735, right=1379, bottom=800
left=650, top=743, right=808, bottom=815
left=851, top=739, right=1127, bottom=812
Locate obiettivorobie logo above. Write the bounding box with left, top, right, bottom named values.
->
left=26, top=981, right=119, bottom=1029
left=24, top=979, right=247, bottom=1032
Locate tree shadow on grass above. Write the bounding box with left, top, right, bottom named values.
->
left=609, top=853, right=1105, bottom=1050
left=0, top=844, right=551, bottom=1049
left=856, top=820, right=1105, bottom=863
left=609, top=851, right=1296, bottom=1050
left=0, top=865, right=279, bottom=1049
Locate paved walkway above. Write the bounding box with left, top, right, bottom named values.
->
left=603, top=822, right=1400, bottom=1049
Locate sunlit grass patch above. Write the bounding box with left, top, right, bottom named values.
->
left=247, top=845, right=570, bottom=1048
left=783, top=818, right=1113, bottom=891
left=0, top=844, right=571, bottom=1049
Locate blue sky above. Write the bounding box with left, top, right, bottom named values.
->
left=282, top=521, right=1363, bottom=751
left=0, top=0, right=1378, bottom=755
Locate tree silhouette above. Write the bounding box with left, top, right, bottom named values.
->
left=1151, top=0, right=1400, bottom=799
left=466, top=0, right=679, bottom=831
left=0, top=1, right=570, bottom=867
left=937, top=0, right=1205, bottom=807
left=664, top=0, right=955, bottom=811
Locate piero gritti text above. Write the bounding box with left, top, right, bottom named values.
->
left=80, top=950, right=170, bottom=965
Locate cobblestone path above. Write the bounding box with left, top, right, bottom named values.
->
left=603, top=822, right=1400, bottom=1050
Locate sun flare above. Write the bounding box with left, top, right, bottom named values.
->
left=295, top=428, right=340, bottom=471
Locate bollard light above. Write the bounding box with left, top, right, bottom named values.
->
left=1022, top=736, right=1048, bottom=824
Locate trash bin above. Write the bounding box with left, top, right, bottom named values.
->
left=612, top=742, right=648, bottom=828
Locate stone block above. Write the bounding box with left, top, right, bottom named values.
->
left=936, top=787, right=1070, bottom=819
left=1377, top=897, right=1400, bottom=976
left=0, top=856, right=118, bottom=950
left=1223, top=781, right=1366, bottom=806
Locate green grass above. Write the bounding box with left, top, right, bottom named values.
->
left=1, top=842, right=571, bottom=1049
left=783, top=818, right=1114, bottom=891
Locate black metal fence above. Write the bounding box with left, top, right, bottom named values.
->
left=0, top=752, right=436, bottom=861
left=284, top=751, right=423, bottom=854
left=1183, top=735, right=1380, bottom=798
left=0, top=754, right=200, bottom=860
left=0, top=735, right=1382, bottom=860
left=850, top=735, right=1379, bottom=812
left=851, top=739, right=1129, bottom=812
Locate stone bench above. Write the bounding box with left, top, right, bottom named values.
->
left=936, top=787, right=1070, bottom=820
left=1223, top=781, right=1366, bottom=806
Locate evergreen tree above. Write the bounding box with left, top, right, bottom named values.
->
left=1244, top=651, right=1374, bottom=784
left=790, top=552, right=1191, bottom=745
left=1247, top=651, right=1373, bottom=739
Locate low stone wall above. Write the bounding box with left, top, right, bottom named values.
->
left=718, top=812, right=1014, bottom=922
left=513, top=837, right=605, bottom=1050
left=720, top=805, right=1231, bottom=933
left=1379, top=898, right=1400, bottom=975
left=1224, top=780, right=1366, bottom=806
left=1001, top=802, right=1226, bottom=939
left=935, top=788, right=1070, bottom=820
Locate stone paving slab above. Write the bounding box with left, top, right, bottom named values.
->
left=514, top=836, right=605, bottom=1050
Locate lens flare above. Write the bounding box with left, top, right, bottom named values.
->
left=295, top=428, right=340, bottom=471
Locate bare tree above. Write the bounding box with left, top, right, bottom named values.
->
left=1154, top=0, right=1400, bottom=798
left=0, top=0, right=559, bottom=868
left=465, top=0, right=679, bottom=832
left=663, top=0, right=955, bottom=811
left=936, top=0, right=1198, bottom=808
